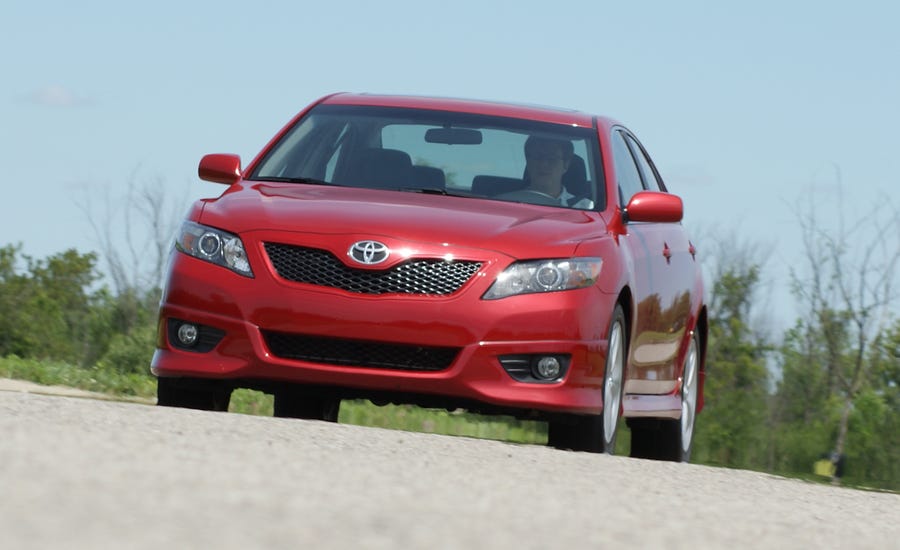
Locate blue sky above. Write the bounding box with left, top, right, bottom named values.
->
left=2, top=0, right=898, bottom=329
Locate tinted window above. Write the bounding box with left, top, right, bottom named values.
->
left=250, top=105, right=605, bottom=211
left=381, top=124, right=526, bottom=189
left=611, top=130, right=644, bottom=205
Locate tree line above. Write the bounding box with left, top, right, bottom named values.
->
left=0, top=192, right=897, bottom=490
left=692, top=197, right=899, bottom=490
left=0, top=244, right=158, bottom=378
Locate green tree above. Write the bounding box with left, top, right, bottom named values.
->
left=0, top=244, right=111, bottom=365
left=771, top=321, right=838, bottom=475
left=845, top=321, right=900, bottom=489
left=775, top=192, right=899, bottom=486
left=95, top=287, right=160, bottom=375
left=692, top=239, right=771, bottom=470
left=0, top=244, right=38, bottom=357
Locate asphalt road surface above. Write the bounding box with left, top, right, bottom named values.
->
left=1, top=388, right=897, bottom=549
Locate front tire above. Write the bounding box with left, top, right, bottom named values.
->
left=274, top=389, right=340, bottom=422
left=156, top=377, right=232, bottom=412
left=548, top=304, right=626, bottom=453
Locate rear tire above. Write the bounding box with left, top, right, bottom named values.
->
left=548, top=304, right=626, bottom=453
left=156, top=377, right=232, bottom=412
left=274, top=389, right=340, bottom=422
left=629, top=330, right=700, bottom=462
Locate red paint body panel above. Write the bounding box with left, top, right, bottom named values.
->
left=153, top=93, right=706, bottom=420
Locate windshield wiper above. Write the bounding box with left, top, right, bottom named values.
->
left=254, top=176, right=336, bottom=186
left=399, top=187, right=469, bottom=197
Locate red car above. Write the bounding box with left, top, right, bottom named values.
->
left=152, top=93, right=707, bottom=461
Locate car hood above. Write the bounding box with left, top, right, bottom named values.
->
left=198, top=183, right=605, bottom=258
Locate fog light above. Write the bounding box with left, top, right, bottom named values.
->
left=177, top=323, right=199, bottom=346
left=534, top=356, right=561, bottom=380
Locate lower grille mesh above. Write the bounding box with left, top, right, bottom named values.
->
left=263, top=331, right=459, bottom=372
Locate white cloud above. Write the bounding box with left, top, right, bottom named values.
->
left=25, top=85, right=92, bottom=107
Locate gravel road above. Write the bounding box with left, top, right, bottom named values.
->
left=1, top=388, right=897, bottom=549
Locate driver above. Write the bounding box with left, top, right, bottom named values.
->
left=524, top=136, right=590, bottom=208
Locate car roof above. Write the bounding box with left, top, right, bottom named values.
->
left=320, top=93, right=609, bottom=129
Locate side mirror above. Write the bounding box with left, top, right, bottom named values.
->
left=199, top=154, right=242, bottom=185
left=625, top=191, right=683, bottom=223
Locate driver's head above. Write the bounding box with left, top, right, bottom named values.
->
left=525, top=136, right=573, bottom=185
left=524, top=136, right=574, bottom=163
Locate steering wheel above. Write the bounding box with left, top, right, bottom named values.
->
left=495, top=189, right=560, bottom=206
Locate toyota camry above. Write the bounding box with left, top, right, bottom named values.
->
left=152, top=93, right=707, bottom=461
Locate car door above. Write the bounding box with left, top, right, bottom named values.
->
left=613, top=129, right=695, bottom=394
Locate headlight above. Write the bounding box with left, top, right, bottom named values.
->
left=175, top=221, right=253, bottom=277
left=483, top=258, right=601, bottom=299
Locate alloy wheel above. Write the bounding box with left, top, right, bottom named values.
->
left=603, top=318, right=625, bottom=451
left=680, top=336, right=699, bottom=455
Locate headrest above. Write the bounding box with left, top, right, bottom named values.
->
left=411, top=165, right=446, bottom=191
left=348, top=148, right=413, bottom=189
left=562, top=155, right=590, bottom=197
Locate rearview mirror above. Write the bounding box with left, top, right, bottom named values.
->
left=199, top=154, right=242, bottom=185
left=625, top=191, right=683, bottom=223
left=425, top=127, right=483, bottom=145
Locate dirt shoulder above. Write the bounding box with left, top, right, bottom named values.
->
left=0, top=378, right=154, bottom=404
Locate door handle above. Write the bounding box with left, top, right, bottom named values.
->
left=663, top=243, right=672, bottom=264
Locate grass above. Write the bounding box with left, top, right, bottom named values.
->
left=340, top=401, right=549, bottom=444
left=228, top=388, right=547, bottom=444
left=0, top=355, right=156, bottom=398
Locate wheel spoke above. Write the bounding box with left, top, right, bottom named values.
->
left=603, top=321, right=623, bottom=447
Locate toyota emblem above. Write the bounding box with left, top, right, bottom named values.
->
left=348, top=240, right=390, bottom=265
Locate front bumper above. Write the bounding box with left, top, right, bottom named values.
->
left=152, top=250, right=617, bottom=415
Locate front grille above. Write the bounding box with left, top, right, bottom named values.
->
left=264, top=243, right=481, bottom=295
left=263, top=331, right=459, bottom=372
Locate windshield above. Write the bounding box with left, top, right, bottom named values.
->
left=250, top=104, right=605, bottom=210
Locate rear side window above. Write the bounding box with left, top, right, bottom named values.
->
left=611, top=130, right=644, bottom=205
left=624, top=133, right=665, bottom=192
